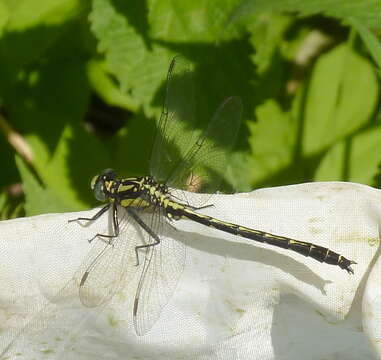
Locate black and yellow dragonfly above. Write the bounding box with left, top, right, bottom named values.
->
left=70, top=56, right=356, bottom=336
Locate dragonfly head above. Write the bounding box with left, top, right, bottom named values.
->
left=91, top=168, right=116, bottom=202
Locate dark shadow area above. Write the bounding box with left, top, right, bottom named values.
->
left=0, top=19, right=93, bottom=153
left=153, top=38, right=256, bottom=130
left=112, top=110, right=156, bottom=177
left=284, top=15, right=349, bottom=45
left=85, top=95, right=130, bottom=137
left=65, top=124, right=112, bottom=207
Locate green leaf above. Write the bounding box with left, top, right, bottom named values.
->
left=86, top=59, right=139, bottom=111
left=3, top=48, right=110, bottom=211
left=2, top=0, right=380, bottom=221
left=3, top=0, right=83, bottom=30
left=90, top=0, right=252, bottom=120
left=90, top=0, right=256, bottom=193
left=248, top=13, right=293, bottom=74
left=90, top=0, right=169, bottom=118
left=0, top=2, right=87, bottom=95
left=301, top=44, right=378, bottom=156
left=0, top=191, right=24, bottom=219
left=230, top=0, right=381, bottom=28
left=149, top=0, right=240, bottom=42
left=15, top=156, right=69, bottom=215
left=315, top=125, right=381, bottom=185
left=0, top=192, right=6, bottom=219
left=247, top=100, right=295, bottom=185
left=350, top=18, right=381, bottom=71
left=0, top=1, right=8, bottom=37
left=244, top=43, right=378, bottom=188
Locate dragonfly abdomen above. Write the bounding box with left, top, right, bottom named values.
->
left=181, top=208, right=355, bottom=274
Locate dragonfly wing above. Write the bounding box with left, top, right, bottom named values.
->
left=167, top=96, right=242, bottom=204
left=151, top=56, right=242, bottom=204
left=1, top=206, right=142, bottom=357
left=150, top=55, right=199, bottom=184
left=132, top=209, right=186, bottom=336
left=76, top=206, right=139, bottom=307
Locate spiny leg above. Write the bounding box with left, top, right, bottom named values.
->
left=188, top=203, right=214, bottom=211
left=69, top=203, right=120, bottom=245
left=68, top=203, right=111, bottom=223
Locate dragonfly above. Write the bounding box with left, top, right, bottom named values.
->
left=69, top=55, right=356, bottom=336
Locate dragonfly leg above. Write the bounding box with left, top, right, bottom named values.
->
left=68, top=203, right=111, bottom=223
left=88, top=204, right=120, bottom=246
left=192, top=203, right=214, bottom=210
left=69, top=203, right=120, bottom=245
left=127, top=208, right=161, bottom=266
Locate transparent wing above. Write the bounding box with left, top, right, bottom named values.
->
left=150, top=55, right=198, bottom=183
left=0, top=205, right=142, bottom=358
left=76, top=205, right=139, bottom=307
left=132, top=57, right=241, bottom=335
left=150, top=56, right=242, bottom=200
left=167, top=96, right=242, bottom=195
left=132, top=207, right=186, bottom=336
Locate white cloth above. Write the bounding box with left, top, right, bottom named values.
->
left=0, top=182, right=378, bottom=359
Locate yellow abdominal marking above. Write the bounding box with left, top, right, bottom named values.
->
left=264, top=232, right=289, bottom=240
left=209, top=218, right=228, bottom=224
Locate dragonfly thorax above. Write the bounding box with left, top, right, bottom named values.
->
left=91, top=169, right=169, bottom=209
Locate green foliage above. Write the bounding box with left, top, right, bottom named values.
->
left=230, top=0, right=381, bottom=28
left=0, top=0, right=380, bottom=217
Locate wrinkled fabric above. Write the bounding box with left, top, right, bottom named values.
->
left=0, top=182, right=378, bottom=359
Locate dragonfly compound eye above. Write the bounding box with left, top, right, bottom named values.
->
left=92, top=177, right=107, bottom=202
left=90, top=175, right=100, bottom=190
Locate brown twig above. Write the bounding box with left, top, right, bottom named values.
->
left=0, top=113, right=33, bottom=163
